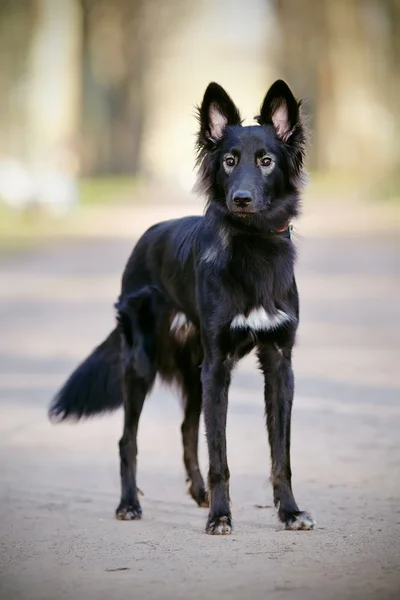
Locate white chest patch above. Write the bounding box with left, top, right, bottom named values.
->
left=230, top=307, right=291, bottom=332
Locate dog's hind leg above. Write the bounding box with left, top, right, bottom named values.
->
left=258, top=344, right=315, bottom=531
left=116, top=370, right=152, bottom=520
left=115, top=290, right=157, bottom=521
left=165, top=332, right=208, bottom=508
left=181, top=374, right=208, bottom=508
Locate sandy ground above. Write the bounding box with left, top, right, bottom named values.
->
left=1, top=201, right=400, bottom=600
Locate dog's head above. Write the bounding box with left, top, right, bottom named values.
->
left=195, top=80, right=307, bottom=229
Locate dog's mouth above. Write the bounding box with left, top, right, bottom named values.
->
left=227, top=204, right=257, bottom=217
left=231, top=210, right=255, bottom=218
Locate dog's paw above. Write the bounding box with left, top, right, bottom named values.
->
left=115, top=503, right=142, bottom=521
left=284, top=510, right=316, bottom=531
left=186, top=479, right=209, bottom=508
left=205, top=515, right=232, bottom=535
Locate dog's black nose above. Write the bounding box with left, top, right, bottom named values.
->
left=233, top=192, right=252, bottom=208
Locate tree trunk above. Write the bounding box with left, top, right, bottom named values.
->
left=80, top=0, right=148, bottom=176
left=274, top=0, right=398, bottom=180
left=27, top=0, right=82, bottom=173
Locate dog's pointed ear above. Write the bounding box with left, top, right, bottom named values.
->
left=257, top=80, right=300, bottom=142
left=198, top=82, right=242, bottom=143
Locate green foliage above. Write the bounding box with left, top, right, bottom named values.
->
left=79, top=176, right=140, bottom=205
left=0, top=175, right=141, bottom=250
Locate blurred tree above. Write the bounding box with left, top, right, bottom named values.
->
left=80, top=0, right=147, bottom=175
left=274, top=0, right=399, bottom=182
left=27, top=0, right=82, bottom=172
left=0, top=0, right=81, bottom=167
left=0, top=1, right=35, bottom=161
left=0, top=0, right=81, bottom=211
left=1, top=0, right=397, bottom=187
left=80, top=0, right=188, bottom=177
left=387, top=0, right=400, bottom=173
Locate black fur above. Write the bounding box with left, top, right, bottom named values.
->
left=49, top=79, right=315, bottom=533
left=49, top=327, right=123, bottom=421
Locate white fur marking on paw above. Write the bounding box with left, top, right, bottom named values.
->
left=231, top=307, right=291, bottom=332
left=286, top=512, right=316, bottom=531
left=215, top=522, right=231, bottom=535
left=207, top=516, right=232, bottom=535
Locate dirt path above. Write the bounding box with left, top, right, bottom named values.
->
left=0, top=205, right=399, bottom=600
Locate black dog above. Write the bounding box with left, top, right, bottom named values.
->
left=49, top=79, right=315, bottom=535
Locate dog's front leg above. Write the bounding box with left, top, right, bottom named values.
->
left=258, top=343, right=315, bottom=530
left=201, top=355, right=232, bottom=535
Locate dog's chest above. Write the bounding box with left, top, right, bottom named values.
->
left=226, top=244, right=292, bottom=319
left=227, top=235, right=291, bottom=290
left=170, top=235, right=296, bottom=343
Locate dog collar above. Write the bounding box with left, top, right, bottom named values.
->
left=273, top=221, right=293, bottom=240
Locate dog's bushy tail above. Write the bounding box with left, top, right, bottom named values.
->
left=48, top=327, right=123, bottom=422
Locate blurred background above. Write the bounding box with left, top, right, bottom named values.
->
left=0, top=0, right=399, bottom=236
left=1, top=2, right=400, bottom=599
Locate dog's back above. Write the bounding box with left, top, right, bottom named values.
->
left=49, top=215, right=204, bottom=422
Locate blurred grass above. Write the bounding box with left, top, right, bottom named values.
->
left=79, top=176, right=140, bottom=205
left=309, top=171, right=400, bottom=203
left=374, top=176, right=400, bottom=204
left=0, top=176, right=139, bottom=251
left=1, top=172, right=399, bottom=253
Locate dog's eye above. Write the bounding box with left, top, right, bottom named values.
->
left=260, top=157, right=272, bottom=167
left=225, top=156, right=235, bottom=168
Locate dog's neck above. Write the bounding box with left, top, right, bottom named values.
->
left=204, top=202, right=294, bottom=240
